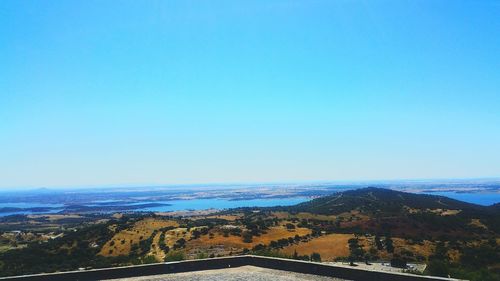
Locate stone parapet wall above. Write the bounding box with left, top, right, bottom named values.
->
left=0, top=255, right=463, bottom=281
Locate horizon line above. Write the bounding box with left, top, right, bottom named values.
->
left=1, top=176, right=499, bottom=191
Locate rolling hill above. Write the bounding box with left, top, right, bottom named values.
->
left=271, top=187, right=500, bottom=238
left=287, top=187, right=492, bottom=215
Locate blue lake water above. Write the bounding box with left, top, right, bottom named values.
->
left=0, top=198, right=308, bottom=217
left=428, top=192, right=500, bottom=206
left=0, top=203, right=64, bottom=217
left=1, top=191, right=499, bottom=217
left=138, top=197, right=309, bottom=212
left=0, top=202, right=64, bottom=208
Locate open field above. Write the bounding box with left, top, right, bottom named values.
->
left=148, top=231, right=165, bottom=261
left=281, top=234, right=354, bottom=261
left=271, top=212, right=337, bottom=221
left=26, top=214, right=84, bottom=221
left=190, top=226, right=311, bottom=249
left=100, top=218, right=178, bottom=257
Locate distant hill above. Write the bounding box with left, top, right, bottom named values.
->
left=287, top=187, right=490, bottom=215
left=271, top=187, right=500, bottom=238
left=490, top=202, right=500, bottom=215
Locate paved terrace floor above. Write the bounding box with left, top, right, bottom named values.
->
left=110, top=265, right=350, bottom=281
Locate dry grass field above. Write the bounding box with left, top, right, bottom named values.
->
left=100, top=218, right=178, bottom=257
left=163, top=227, right=194, bottom=247
left=96, top=212, right=472, bottom=265
left=271, top=212, right=337, bottom=221
left=186, top=225, right=312, bottom=254
left=394, top=238, right=434, bottom=257
left=372, top=238, right=435, bottom=261
left=281, top=233, right=354, bottom=261
left=203, top=214, right=243, bottom=221
left=26, top=214, right=83, bottom=221
left=148, top=231, right=165, bottom=261
left=469, top=218, right=488, bottom=229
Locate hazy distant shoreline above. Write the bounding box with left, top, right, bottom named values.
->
left=0, top=179, right=498, bottom=217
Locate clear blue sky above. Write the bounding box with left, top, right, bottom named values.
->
left=1, top=1, right=499, bottom=188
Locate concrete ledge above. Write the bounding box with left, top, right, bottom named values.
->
left=0, top=255, right=463, bottom=281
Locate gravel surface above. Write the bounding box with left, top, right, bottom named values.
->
left=107, top=265, right=351, bottom=281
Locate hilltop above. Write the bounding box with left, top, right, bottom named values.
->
left=286, top=187, right=495, bottom=215
left=269, top=187, right=500, bottom=239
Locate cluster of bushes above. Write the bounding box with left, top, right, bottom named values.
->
left=348, top=238, right=365, bottom=262
left=190, top=227, right=209, bottom=240
left=222, top=227, right=242, bottom=237
left=297, top=218, right=341, bottom=234
left=0, top=222, right=117, bottom=277
left=426, top=239, right=500, bottom=281
left=232, top=216, right=291, bottom=243
left=173, top=238, right=186, bottom=250
left=385, top=236, right=394, bottom=253
left=136, top=232, right=155, bottom=256
left=267, top=234, right=306, bottom=249
left=408, top=213, right=470, bottom=234
left=164, top=251, right=185, bottom=262
left=241, top=218, right=271, bottom=236
left=242, top=231, right=253, bottom=243
left=250, top=246, right=321, bottom=262
left=181, top=218, right=228, bottom=229
left=158, top=231, right=170, bottom=253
